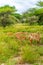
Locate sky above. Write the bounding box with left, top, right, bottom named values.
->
left=0, top=0, right=41, bottom=13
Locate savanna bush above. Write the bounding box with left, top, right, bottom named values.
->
left=0, top=40, right=19, bottom=63
left=33, top=63, right=40, bottom=65
left=37, top=46, right=43, bottom=56
left=21, top=45, right=40, bottom=63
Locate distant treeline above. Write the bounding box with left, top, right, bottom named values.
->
left=0, top=1, right=43, bottom=27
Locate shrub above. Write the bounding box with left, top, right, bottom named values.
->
left=37, top=46, right=43, bottom=56
left=33, top=63, right=40, bottom=65
left=0, top=5, right=17, bottom=27
left=0, top=42, right=11, bottom=63
left=5, top=59, right=17, bottom=65
left=0, top=40, right=19, bottom=63
left=21, top=45, right=40, bottom=63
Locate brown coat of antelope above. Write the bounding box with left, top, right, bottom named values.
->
left=28, top=33, right=40, bottom=44
left=15, top=32, right=40, bottom=44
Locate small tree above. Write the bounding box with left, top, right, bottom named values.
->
left=0, top=5, right=19, bottom=27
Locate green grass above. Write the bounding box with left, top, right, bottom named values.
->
left=0, top=23, right=43, bottom=64
left=21, top=45, right=40, bottom=63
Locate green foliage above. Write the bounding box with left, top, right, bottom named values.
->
left=0, top=5, right=20, bottom=27
left=34, top=8, right=43, bottom=25
left=0, top=5, right=16, bottom=14
left=5, top=60, right=17, bottom=65
left=0, top=24, right=43, bottom=64
left=37, top=46, right=43, bottom=56
left=36, top=1, right=43, bottom=7
left=22, top=1, right=43, bottom=25
left=33, top=63, right=40, bottom=65
left=21, top=45, right=40, bottom=63
left=40, top=37, right=43, bottom=44
left=0, top=38, right=19, bottom=63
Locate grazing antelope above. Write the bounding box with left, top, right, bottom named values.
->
left=28, top=32, right=40, bottom=44
left=15, top=32, right=26, bottom=40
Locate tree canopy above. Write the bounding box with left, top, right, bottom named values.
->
left=0, top=5, right=20, bottom=27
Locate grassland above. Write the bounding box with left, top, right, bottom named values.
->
left=0, top=23, right=43, bottom=65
